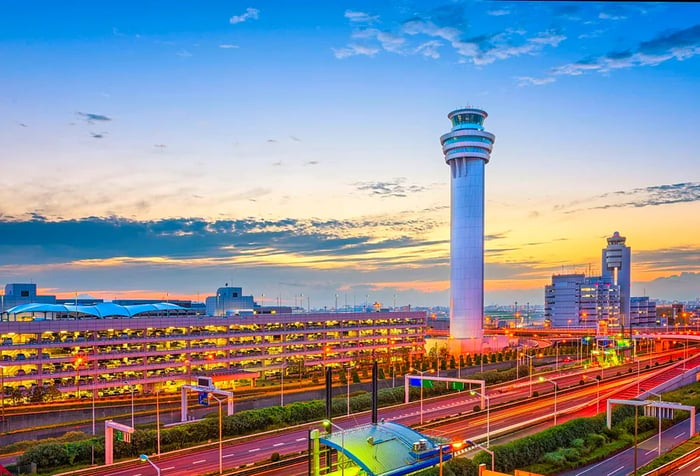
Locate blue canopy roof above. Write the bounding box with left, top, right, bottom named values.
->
left=5, top=302, right=185, bottom=318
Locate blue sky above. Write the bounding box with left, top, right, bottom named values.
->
left=1, top=1, right=699, bottom=307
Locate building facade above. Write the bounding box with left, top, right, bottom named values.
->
left=601, top=232, right=632, bottom=328
left=0, top=304, right=426, bottom=400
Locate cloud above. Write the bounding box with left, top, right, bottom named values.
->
left=304, top=160, right=319, bottom=166
left=558, top=182, right=700, bottom=214
left=230, top=7, right=260, bottom=25
left=219, top=44, right=239, bottom=49
left=487, top=9, right=510, bottom=17
left=354, top=178, right=427, bottom=198
left=598, top=12, right=626, bottom=21
left=0, top=214, right=447, bottom=273
left=153, top=144, right=167, bottom=148
left=290, top=136, right=301, bottom=142
left=77, top=112, right=112, bottom=123
left=516, top=76, right=556, bottom=86
left=333, top=44, right=380, bottom=59
left=553, top=24, right=700, bottom=77
left=90, top=132, right=106, bottom=139
left=345, top=10, right=379, bottom=24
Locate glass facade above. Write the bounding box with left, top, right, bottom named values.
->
left=451, top=112, right=485, bottom=127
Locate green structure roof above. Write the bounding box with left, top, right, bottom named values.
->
left=320, top=421, right=451, bottom=476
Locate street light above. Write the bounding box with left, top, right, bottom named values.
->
left=345, top=365, right=353, bottom=416
left=156, top=389, right=161, bottom=455
left=644, top=389, right=663, bottom=457
left=469, top=390, right=491, bottom=447
left=466, top=439, right=494, bottom=471
left=124, top=381, right=135, bottom=428
left=539, top=377, right=558, bottom=425
left=0, top=364, right=5, bottom=431
left=210, top=394, right=229, bottom=475
left=521, top=352, right=536, bottom=397
left=411, top=369, right=433, bottom=425
left=74, top=355, right=85, bottom=400
left=322, top=419, right=346, bottom=476
left=139, top=454, right=161, bottom=476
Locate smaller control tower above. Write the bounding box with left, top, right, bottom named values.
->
left=602, top=231, right=631, bottom=329
left=440, top=107, right=495, bottom=352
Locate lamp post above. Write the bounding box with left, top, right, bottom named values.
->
left=139, top=454, right=161, bottom=476
left=469, top=390, right=491, bottom=447
left=74, top=355, right=85, bottom=400
left=584, top=375, right=601, bottom=414
left=0, top=364, right=5, bottom=431
left=466, top=439, right=494, bottom=471
left=210, top=394, right=228, bottom=475
left=156, top=389, right=161, bottom=455
left=322, top=419, right=346, bottom=476
left=522, top=353, right=535, bottom=397
left=124, top=381, right=134, bottom=428
left=645, top=389, right=663, bottom=457
left=280, top=364, right=285, bottom=407
left=539, top=377, right=558, bottom=425
left=411, top=369, right=433, bottom=425
left=345, top=365, right=351, bottom=416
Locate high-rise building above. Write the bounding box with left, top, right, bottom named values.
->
left=440, top=107, right=495, bottom=347
left=544, top=274, right=621, bottom=328
left=602, top=231, right=631, bottom=328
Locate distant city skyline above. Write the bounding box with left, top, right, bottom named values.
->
left=1, top=1, right=699, bottom=307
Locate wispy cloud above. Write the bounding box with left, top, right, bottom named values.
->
left=345, top=10, right=379, bottom=24
left=230, top=7, right=259, bottom=25
left=487, top=9, right=510, bottom=17
left=354, top=178, right=427, bottom=198
left=516, top=76, right=555, bottom=87
left=557, top=182, right=700, bottom=214
left=219, top=44, right=239, bottom=49
left=553, top=24, right=700, bottom=77
left=77, top=112, right=111, bottom=123
left=333, top=44, right=380, bottom=59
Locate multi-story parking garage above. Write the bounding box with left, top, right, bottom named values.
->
left=0, top=302, right=426, bottom=400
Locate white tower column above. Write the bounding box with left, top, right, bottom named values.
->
left=440, top=108, right=495, bottom=343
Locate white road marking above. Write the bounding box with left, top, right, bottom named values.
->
left=576, top=459, right=607, bottom=475
left=678, top=456, right=700, bottom=470
left=273, top=443, right=284, bottom=447
left=223, top=454, right=235, bottom=458
left=675, top=432, right=686, bottom=439
left=193, top=459, right=206, bottom=464
left=162, top=467, right=175, bottom=471
left=607, top=465, right=625, bottom=476
left=645, top=448, right=657, bottom=455
left=692, top=465, right=700, bottom=472
left=133, top=474, right=142, bottom=476
left=296, top=437, right=306, bottom=442
left=249, top=448, right=261, bottom=452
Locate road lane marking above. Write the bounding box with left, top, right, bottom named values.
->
left=162, top=467, right=175, bottom=471
left=273, top=443, right=284, bottom=447
left=133, top=474, right=142, bottom=476
left=576, top=459, right=607, bottom=475
left=692, top=465, right=700, bottom=472
left=193, top=459, right=206, bottom=464
left=607, top=465, right=625, bottom=476
left=223, top=454, right=235, bottom=458
left=678, top=455, right=700, bottom=469
left=675, top=432, right=686, bottom=439
left=249, top=448, right=261, bottom=452
left=296, top=438, right=306, bottom=442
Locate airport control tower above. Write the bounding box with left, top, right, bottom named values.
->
left=440, top=108, right=495, bottom=349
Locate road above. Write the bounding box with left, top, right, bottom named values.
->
left=60, top=355, right=698, bottom=476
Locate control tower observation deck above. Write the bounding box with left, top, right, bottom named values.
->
left=440, top=108, right=495, bottom=344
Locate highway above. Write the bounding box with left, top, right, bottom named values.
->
left=59, top=353, right=697, bottom=476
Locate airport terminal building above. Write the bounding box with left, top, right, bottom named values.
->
left=0, top=285, right=426, bottom=399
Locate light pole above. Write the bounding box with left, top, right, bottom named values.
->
left=645, top=389, right=663, bottom=457
left=74, top=355, right=85, bottom=400
left=139, top=454, right=161, bottom=476
left=210, top=394, right=228, bottom=475
left=346, top=366, right=351, bottom=416
left=124, top=381, right=134, bottom=428
left=280, top=364, right=285, bottom=407
left=156, top=389, right=161, bottom=455
left=522, top=353, right=535, bottom=397
left=0, top=365, right=5, bottom=431
left=466, top=439, right=494, bottom=471
left=539, top=377, right=558, bottom=425
left=411, top=369, right=433, bottom=425
left=469, top=390, right=491, bottom=447
left=322, top=419, right=346, bottom=476
left=584, top=375, right=601, bottom=414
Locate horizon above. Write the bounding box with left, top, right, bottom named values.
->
left=1, top=1, right=699, bottom=308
